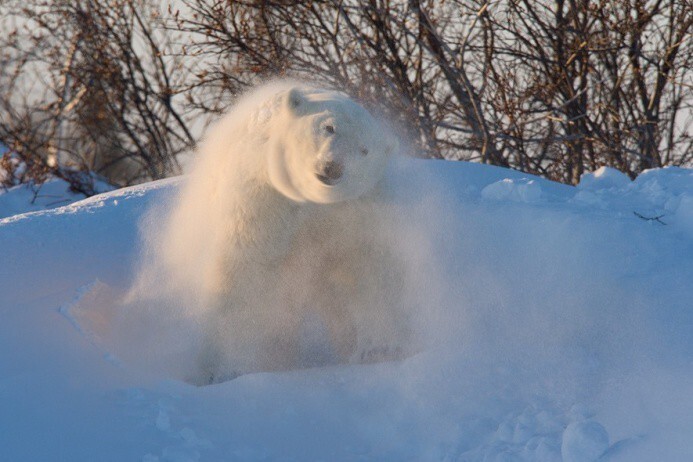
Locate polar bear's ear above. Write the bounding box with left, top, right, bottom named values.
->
left=286, top=88, right=308, bottom=114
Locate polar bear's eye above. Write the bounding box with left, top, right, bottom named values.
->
left=360, top=147, right=369, bottom=156
left=324, top=125, right=335, bottom=134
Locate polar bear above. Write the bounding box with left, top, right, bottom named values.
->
left=148, top=82, right=416, bottom=383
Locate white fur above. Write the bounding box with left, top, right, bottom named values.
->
left=143, top=82, right=412, bottom=383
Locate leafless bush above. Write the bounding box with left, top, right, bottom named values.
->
left=476, top=0, right=693, bottom=183
left=1, top=0, right=690, bottom=189
left=176, top=0, right=691, bottom=183
left=0, top=0, right=195, bottom=192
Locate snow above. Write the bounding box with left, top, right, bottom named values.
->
left=481, top=178, right=543, bottom=203
left=561, top=420, right=609, bottom=462
left=577, top=166, right=631, bottom=191
left=1, top=146, right=113, bottom=219
left=1, top=158, right=693, bottom=461
left=0, top=175, right=114, bottom=220
left=572, top=167, right=693, bottom=244
left=1, top=178, right=100, bottom=219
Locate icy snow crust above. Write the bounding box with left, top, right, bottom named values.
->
left=0, top=176, right=114, bottom=220
left=1, top=160, right=693, bottom=461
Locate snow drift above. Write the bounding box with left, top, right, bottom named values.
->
left=1, top=112, right=693, bottom=458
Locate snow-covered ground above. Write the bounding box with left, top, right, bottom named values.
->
left=1, top=159, right=692, bottom=461
left=0, top=177, right=113, bottom=220
left=0, top=149, right=113, bottom=220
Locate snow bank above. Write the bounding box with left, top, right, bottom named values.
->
left=1, top=158, right=692, bottom=461
left=575, top=166, right=693, bottom=238
left=0, top=173, right=114, bottom=220
left=1, top=146, right=114, bottom=219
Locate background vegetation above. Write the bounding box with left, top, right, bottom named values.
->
left=1, top=0, right=690, bottom=192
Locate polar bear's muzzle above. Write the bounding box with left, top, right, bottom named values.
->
left=315, top=160, right=344, bottom=186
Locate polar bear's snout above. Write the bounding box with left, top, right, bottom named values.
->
left=315, top=159, right=344, bottom=185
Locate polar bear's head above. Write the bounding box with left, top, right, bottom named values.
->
left=268, top=87, right=397, bottom=204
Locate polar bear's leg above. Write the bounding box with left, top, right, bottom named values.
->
left=194, top=325, right=236, bottom=385
left=321, top=302, right=358, bottom=363
left=193, top=282, right=303, bottom=384
left=193, top=309, right=249, bottom=384
left=308, top=231, right=414, bottom=365
left=348, top=246, right=416, bottom=364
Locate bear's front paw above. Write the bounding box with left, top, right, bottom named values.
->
left=209, top=370, right=242, bottom=385
left=187, top=368, right=242, bottom=386
left=357, top=345, right=405, bottom=364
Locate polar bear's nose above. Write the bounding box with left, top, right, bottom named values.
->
left=315, top=160, right=344, bottom=185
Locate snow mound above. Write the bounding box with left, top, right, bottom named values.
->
left=0, top=176, right=114, bottom=220
left=481, top=177, right=543, bottom=203
left=578, top=166, right=631, bottom=191
left=574, top=166, right=693, bottom=238
left=1, top=160, right=692, bottom=460
left=561, top=420, right=609, bottom=462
